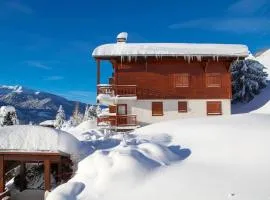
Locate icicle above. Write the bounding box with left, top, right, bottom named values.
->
left=196, top=55, right=202, bottom=62
left=187, top=56, right=191, bottom=64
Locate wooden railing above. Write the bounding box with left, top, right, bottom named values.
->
left=114, top=85, right=137, bottom=97
left=116, top=115, right=137, bottom=126
left=97, top=85, right=137, bottom=97
left=0, top=190, right=10, bottom=199
left=97, top=115, right=137, bottom=127
left=97, top=85, right=114, bottom=95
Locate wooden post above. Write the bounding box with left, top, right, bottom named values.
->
left=0, top=155, right=4, bottom=193
left=57, top=161, right=62, bottom=184
left=97, top=59, right=101, bottom=85
left=20, top=162, right=26, bottom=192
left=44, top=160, right=51, bottom=191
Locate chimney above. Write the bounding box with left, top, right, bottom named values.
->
left=117, top=32, right=128, bottom=43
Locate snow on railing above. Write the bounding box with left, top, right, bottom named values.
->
left=97, top=85, right=137, bottom=97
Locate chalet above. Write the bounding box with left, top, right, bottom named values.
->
left=92, top=32, right=249, bottom=129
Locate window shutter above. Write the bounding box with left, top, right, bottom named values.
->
left=109, top=105, right=116, bottom=113
left=174, top=73, right=190, bottom=87
left=152, top=102, right=163, bottom=116
left=206, top=73, right=221, bottom=87
left=178, top=101, right=188, bottom=113
left=207, top=101, right=222, bottom=115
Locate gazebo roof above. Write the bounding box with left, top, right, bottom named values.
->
left=0, top=125, right=82, bottom=155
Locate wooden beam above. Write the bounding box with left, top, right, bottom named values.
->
left=2, top=153, right=61, bottom=162
left=0, top=155, right=4, bottom=193
left=57, top=162, right=62, bottom=184
left=97, top=59, right=101, bottom=85
left=44, top=160, right=51, bottom=192
left=20, top=162, right=26, bottom=192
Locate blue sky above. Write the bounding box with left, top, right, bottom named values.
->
left=0, top=0, right=269, bottom=103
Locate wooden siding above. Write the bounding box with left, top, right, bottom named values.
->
left=111, top=58, right=232, bottom=99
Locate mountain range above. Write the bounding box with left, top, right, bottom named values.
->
left=0, top=85, right=87, bottom=124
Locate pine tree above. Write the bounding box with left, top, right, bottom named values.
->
left=231, top=59, right=268, bottom=103
left=0, top=106, right=19, bottom=126
left=71, top=102, right=83, bottom=126
left=54, top=105, right=66, bottom=129
left=83, top=105, right=90, bottom=121
left=96, top=104, right=102, bottom=117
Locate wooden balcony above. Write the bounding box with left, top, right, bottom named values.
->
left=97, top=85, right=137, bottom=97
left=97, top=115, right=137, bottom=127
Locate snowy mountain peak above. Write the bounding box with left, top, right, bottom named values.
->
left=0, top=85, right=86, bottom=124
left=0, top=85, right=24, bottom=93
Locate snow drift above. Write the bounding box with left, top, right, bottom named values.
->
left=47, top=112, right=270, bottom=200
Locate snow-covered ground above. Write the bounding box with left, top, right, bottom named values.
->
left=256, top=49, right=270, bottom=79
left=232, top=83, right=270, bottom=114
left=46, top=107, right=270, bottom=200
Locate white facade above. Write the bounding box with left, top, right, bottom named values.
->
left=117, top=99, right=231, bottom=125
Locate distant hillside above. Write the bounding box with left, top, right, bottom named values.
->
left=0, top=85, right=87, bottom=124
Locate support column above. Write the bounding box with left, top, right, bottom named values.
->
left=20, top=162, right=26, bottom=192
left=57, top=161, right=62, bottom=184
left=0, top=155, right=4, bottom=193
left=97, top=59, right=101, bottom=85
left=44, top=160, right=51, bottom=192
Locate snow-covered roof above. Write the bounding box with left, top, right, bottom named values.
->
left=0, top=125, right=84, bottom=155
left=92, top=43, right=249, bottom=58
left=39, top=120, right=55, bottom=126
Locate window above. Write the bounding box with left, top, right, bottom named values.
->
left=207, top=101, right=222, bottom=115
left=178, top=101, right=188, bottom=113
left=152, top=102, right=163, bottom=116
left=117, top=104, right=127, bottom=115
left=109, top=105, right=116, bottom=113
left=174, top=73, right=190, bottom=88
left=206, top=73, right=221, bottom=87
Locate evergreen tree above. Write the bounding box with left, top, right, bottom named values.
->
left=96, top=104, right=102, bottom=117
left=83, top=105, right=90, bottom=121
left=0, top=106, right=19, bottom=126
left=231, top=59, right=268, bottom=103
left=70, top=103, right=84, bottom=126
left=54, top=105, right=66, bottom=129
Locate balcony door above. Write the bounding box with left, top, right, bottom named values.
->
left=117, top=104, right=127, bottom=115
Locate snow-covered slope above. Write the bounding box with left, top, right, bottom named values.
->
left=232, top=83, right=270, bottom=114
left=47, top=112, right=270, bottom=200
left=256, top=49, right=270, bottom=79
left=0, top=85, right=86, bottom=124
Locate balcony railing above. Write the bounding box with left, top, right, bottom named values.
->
left=97, top=115, right=137, bottom=127
left=97, top=85, right=137, bottom=97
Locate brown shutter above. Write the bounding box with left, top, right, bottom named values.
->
left=152, top=102, right=163, bottom=116
left=207, top=101, right=222, bottom=115
left=206, top=73, right=221, bottom=87
left=109, top=105, right=116, bottom=113
left=178, top=101, right=188, bottom=113
left=174, top=73, right=190, bottom=87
